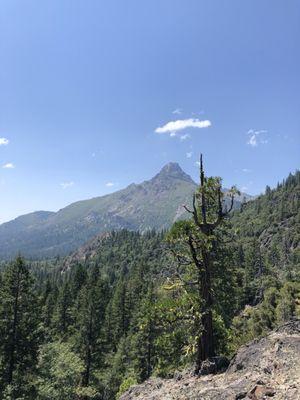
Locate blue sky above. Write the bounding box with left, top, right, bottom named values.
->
left=0, top=0, right=299, bottom=223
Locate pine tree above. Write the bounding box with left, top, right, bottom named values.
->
left=0, top=256, right=40, bottom=398
left=276, top=281, right=300, bottom=323
left=243, top=238, right=265, bottom=305
left=167, top=155, right=238, bottom=373
left=52, top=281, right=73, bottom=339
left=74, top=274, right=109, bottom=391
left=36, top=341, right=97, bottom=400
left=132, top=284, right=157, bottom=381
left=107, top=276, right=130, bottom=351
left=40, top=279, right=58, bottom=339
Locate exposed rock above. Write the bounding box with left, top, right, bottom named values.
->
left=62, top=232, right=111, bottom=270
left=199, top=356, right=230, bottom=375
left=120, top=319, right=300, bottom=400
left=248, top=384, right=276, bottom=399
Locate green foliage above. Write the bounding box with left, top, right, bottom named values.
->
left=230, top=282, right=300, bottom=351
left=0, top=171, right=299, bottom=399
left=165, top=168, right=239, bottom=370
left=36, top=341, right=97, bottom=399
left=116, top=376, right=137, bottom=399
left=276, top=281, right=300, bottom=324
left=0, top=257, right=40, bottom=399
left=232, top=170, right=300, bottom=306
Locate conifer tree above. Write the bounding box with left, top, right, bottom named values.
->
left=52, top=281, right=73, bottom=339
left=132, top=284, right=157, bottom=381
left=167, top=155, right=237, bottom=373
left=74, top=274, right=109, bottom=391
left=107, top=276, right=130, bottom=350
left=0, top=256, right=39, bottom=398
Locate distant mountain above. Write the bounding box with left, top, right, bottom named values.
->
left=0, top=163, right=250, bottom=259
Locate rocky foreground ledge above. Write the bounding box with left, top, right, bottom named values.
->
left=120, top=319, right=300, bottom=400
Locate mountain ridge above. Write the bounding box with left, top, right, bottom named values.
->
left=0, top=163, right=251, bottom=259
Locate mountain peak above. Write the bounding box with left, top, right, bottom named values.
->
left=160, top=162, right=182, bottom=173
left=154, top=162, right=195, bottom=183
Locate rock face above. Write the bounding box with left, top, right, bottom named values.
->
left=120, top=319, right=300, bottom=400
left=62, top=232, right=111, bottom=270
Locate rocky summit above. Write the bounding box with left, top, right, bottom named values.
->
left=120, top=319, right=300, bottom=400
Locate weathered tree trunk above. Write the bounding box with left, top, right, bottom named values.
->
left=195, top=250, right=214, bottom=373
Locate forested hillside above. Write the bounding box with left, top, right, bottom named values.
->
left=0, top=171, right=299, bottom=399
left=0, top=163, right=249, bottom=259
left=233, top=171, right=300, bottom=275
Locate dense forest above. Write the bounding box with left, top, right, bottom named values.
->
left=0, top=169, right=299, bottom=400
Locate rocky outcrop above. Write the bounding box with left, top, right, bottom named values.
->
left=62, top=232, right=111, bottom=270
left=120, top=319, right=300, bottom=400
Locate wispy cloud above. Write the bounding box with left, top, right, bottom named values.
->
left=179, top=133, right=190, bottom=141
left=191, top=110, right=205, bottom=116
left=242, top=168, right=252, bottom=173
left=172, top=108, right=182, bottom=115
left=91, top=149, right=104, bottom=158
left=60, top=181, right=74, bottom=189
left=2, top=163, right=15, bottom=169
left=0, top=138, right=9, bottom=146
left=105, top=182, right=115, bottom=187
left=186, top=152, right=193, bottom=159
left=241, top=181, right=253, bottom=192
left=155, top=118, right=211, bottom=135
left=246, top=129, right=268, bottom=147
left=247, top=134, right=258, bottom=147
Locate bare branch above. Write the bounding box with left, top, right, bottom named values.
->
left=225, top=193, right=235, bottom=215
left=192, top=193, right=200, bottom=226
left=183, top=205, right=193, bottom=214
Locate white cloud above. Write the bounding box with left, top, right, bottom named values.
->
left=240, top=181, right=253, bottom=192
left=0, top=138, right=9, bottom=146
left=246, top=129, right=268, bottom=147
left=155, top=118, right=211, bottom=135
left=2, top=163, right=15, bottom=169
left=242, top=168, right=251, bottom=173
left=170, top=132, right=177, bottom=137
left=60, top=181, right=74, bottom=189
left=105, top=182, right=115, bottom=187
left=172, top=108, right=182, bottom=115
left=179, top=133, right=190, bottom=141
left=247, top=134, right=258, bottom=147
left=186, top=152, right=193, bottom=158
left=195, top=161, right=201, bottom=167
